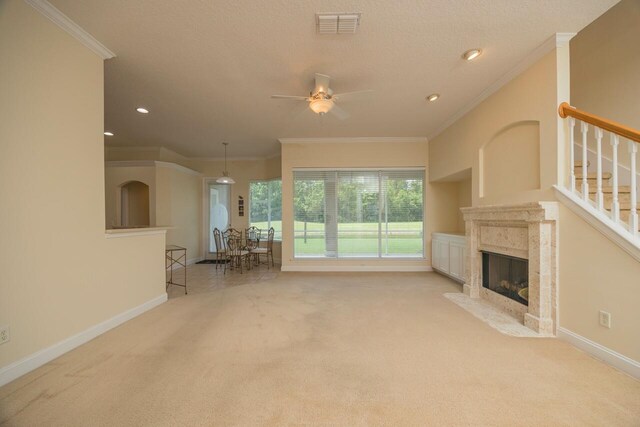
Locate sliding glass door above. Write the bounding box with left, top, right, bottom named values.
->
left=293, top=169, right=424, bottom=258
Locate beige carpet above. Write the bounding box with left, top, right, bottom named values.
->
left=1, top=266, right=639, bottom=426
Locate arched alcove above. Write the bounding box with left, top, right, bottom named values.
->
left=119, top=181, right=150, bottom=227
left=479, top=121, right=541, bottom=199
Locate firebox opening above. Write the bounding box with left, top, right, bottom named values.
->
left=481, top=251, right=529, bottom=306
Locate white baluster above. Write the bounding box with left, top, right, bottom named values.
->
left=581, top=121, right=589, bottom=200
left=629, top=140, right=638, bottom=236
left=611, top=134, right=620, bottom=222
left=569, top=117, right=576, bottom=192
left=595, top=127, right=604, bottom=211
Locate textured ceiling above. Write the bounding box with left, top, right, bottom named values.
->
left=50, top=0, right=618, bottom=158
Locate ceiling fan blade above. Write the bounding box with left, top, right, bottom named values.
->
left=332, top=89, right=373, bottom=101
left=329, top=103, right=350, bottom=120
left=314, top=73, right=331, bottom=94
left=271, top=95, right=309, bottom=100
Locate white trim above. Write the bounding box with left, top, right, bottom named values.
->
left=154, top=161, right=203, bottom=177
left=188, top=156, right=265, bottom=162
left=105, top=146, right=161, bottom=153
left=554, top=186, right=640, bottom=261
left=428, top=33, right=575, bottom=140
left=105, top=228, right=168, bottom=239
left=187, top=256, right=204, bottom=266
left=558, top=327, right=640, bottom=379
left=106, top=160, right=156, bottom=168
left=25, top=0, right=116, bottom=60
left=0, top=293, right=167, bottom=387
left=279, top=137, right=428, bottom=145
left=281, top=265, right=433, bottom=272
left=105, top=161, right=202, bottom=177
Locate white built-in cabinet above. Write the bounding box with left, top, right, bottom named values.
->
left=431, top=233, right=466, bottom=283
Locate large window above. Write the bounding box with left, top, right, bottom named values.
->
left=293, top=169, right=424, bottom=258
left=249, top=179, right=282, bottom=240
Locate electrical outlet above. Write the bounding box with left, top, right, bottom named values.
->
left=599, top=311, right=611, bottom=329
left=0, top=325, right=9, bottom=345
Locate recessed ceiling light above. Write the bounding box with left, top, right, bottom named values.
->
left=136, top=107, right=149, bottom=114
left=462, top=49, right=482, bottom=61
left=104, top=131, right=114, bottom=136
left=426, top=93, right=440, bottom=102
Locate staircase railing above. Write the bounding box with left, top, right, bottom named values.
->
left=558, top=102, right=640, bottom=239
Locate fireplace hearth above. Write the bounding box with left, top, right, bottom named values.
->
left=482, top=252, right=529, bottom=306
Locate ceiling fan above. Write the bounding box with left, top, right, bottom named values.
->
left=271, top=73, right=372, bottom=120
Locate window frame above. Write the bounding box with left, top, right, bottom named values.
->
left=292, top=168, right=425, bottom=260
left=248, top=178, right=282, bottom=241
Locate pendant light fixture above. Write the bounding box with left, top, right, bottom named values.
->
left=216, top=142, right=235, bottom=184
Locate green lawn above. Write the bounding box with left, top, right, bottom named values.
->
left=250, top=220, right=423, bottom=256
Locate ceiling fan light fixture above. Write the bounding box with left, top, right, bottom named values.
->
left=462, top=48, right=482, bottom=61
left=215, top=142, right=235, bottom=184
left=309, top=98, right=334, bottom=115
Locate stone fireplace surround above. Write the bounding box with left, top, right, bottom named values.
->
left=461, top=202, right=558, bottom=335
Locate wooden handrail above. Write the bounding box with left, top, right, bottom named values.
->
left=558, top=102, right=640, bottom=143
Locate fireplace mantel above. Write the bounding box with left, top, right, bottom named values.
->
left=461, top=202, right=558, bottom=335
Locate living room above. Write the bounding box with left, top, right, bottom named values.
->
left=1, top=0, right=639, bottom=424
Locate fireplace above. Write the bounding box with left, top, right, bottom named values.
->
left=461, top=202, right=558, bottom=335
left=482, top=252, right=529, bottom=306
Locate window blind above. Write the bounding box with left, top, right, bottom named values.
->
left=293, top=169, right=424, bottom=258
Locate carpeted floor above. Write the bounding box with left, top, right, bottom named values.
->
left=1, top=265, right=639, bottom=426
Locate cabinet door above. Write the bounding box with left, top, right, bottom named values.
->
left=449, top=243, right=464, bottom=279
left=432, top=239, right=440, bottom=270
left=437, top=240, right=450, bottom=273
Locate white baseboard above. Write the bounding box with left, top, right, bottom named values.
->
left=558, top=327, right=640, bottom=379
left=187, top=256, right=204, bottom=266
left=281, top=265, right=433, bottom=272
left=432, top=267, right=465, bottom=284
left=0, top=293, right=168, bottom=388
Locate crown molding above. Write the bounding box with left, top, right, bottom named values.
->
left=428, top=32, right=576, bottom=141
left=105, top=146, right=160, bottom=152
left=189, top=156, right=265, bottom=162
left=25, top=0, right=116, bottom=60
left=105, top=160, right=203, bottom=177
left=279, top=137, right=428, bottom=145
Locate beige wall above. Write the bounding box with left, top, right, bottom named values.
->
left=156, top=166, right=202, bottom=263
left=0, top=0, right=165, bottom=373
left=428, top=37, right=640, bottom=362
left=558, top=205, right=640, bottom=360
left=571, top=0, right=640, bottom=130
left=456, top=178, right=472, bottom=232
left=280, top=139, right=459, bottom=269
left=429, top=46, right=566, bottom=206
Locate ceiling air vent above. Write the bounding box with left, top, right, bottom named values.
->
left=316, top=13, right=361, bottom=35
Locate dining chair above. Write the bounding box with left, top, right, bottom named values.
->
left=245, top=226, right=261, bottom=264
left=251, top=227, right=274, bottom=269
left=212, top=228, right=227, bottom=270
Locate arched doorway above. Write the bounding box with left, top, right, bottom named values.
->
left=120, top=181, right=150, bottom=227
